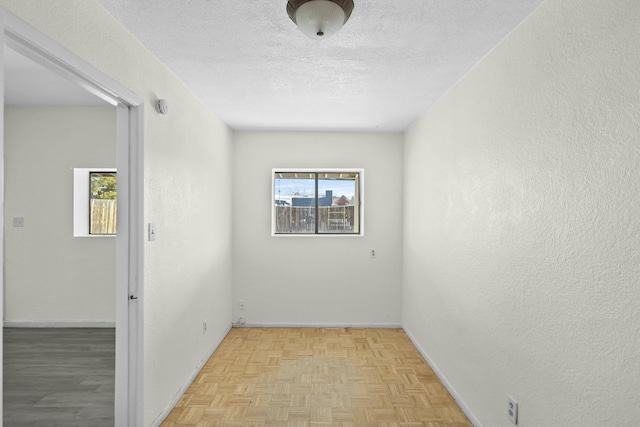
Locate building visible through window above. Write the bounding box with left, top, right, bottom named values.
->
left=273, top=170, right=362, bottom=235
left=89, top=171, right=117, bottom=235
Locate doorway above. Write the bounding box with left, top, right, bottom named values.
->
left=3, top=45, right=117, bottom=427
left=0, top=9, right=144, bottom=427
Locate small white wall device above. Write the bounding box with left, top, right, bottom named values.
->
left=156, top=99, right=169, bottom=115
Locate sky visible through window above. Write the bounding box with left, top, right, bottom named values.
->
left=275, top=178, right=355, bottom=199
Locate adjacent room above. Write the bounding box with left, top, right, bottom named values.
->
left=3, top=46, right=117, bottom=426
left=0, top=1, right=638, bottom=427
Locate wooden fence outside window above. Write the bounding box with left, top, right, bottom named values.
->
left=90, top=199, right=117, bottom=235
left=275, top=206, right=356, bottom=234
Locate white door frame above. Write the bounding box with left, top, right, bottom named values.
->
left=0, top=9, right=144, bottom=427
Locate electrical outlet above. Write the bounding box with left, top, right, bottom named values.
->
left=240, top=300, right=246, bottom=311
left=202, top=321, right=207, bottom=334
left=370, top=249, right=377, bottom=259
left=507, top=396, right=518, bottom=425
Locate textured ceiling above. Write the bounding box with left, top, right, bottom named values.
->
left=96, top=0, right=543, bottom=131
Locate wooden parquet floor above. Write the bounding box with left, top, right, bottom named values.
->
left=161, top=328, right=472, bottom=427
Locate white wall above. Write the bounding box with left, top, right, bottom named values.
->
left=233, top=131, right=403, bottom=326
left=0, top=2, right=233, bottom=425
left=403, top=0, right=640, bottom=426
left=4, top=106, right=116, bottom=323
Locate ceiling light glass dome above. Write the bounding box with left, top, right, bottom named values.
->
left=287, top=0, right=355, bottom=40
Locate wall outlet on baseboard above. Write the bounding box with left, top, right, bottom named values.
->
left=202, top=320, right=207, bottom=335
left=507, top=395, right=518, bottom=425
left=240, top=300, right=245, bottom=311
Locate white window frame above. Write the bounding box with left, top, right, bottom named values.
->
left=271, top=168, right=364, bottom=237
left=73, top=167, right=116, bottom=237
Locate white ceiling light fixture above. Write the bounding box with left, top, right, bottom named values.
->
left=287, top=0, right=355, bottom=40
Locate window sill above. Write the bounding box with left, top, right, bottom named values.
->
left=271, top=233, right=363, bottom=237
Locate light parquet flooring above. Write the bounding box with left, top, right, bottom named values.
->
left=162, top=328, right=471, bottom=427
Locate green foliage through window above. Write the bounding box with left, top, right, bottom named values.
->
left=91, top=172, right=117, bottom=200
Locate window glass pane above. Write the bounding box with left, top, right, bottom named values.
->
left=274, top=172, right=316, bottom=233
left=90, top=172, right=117, bottom=235
left=318, top=172, right=359, bottom=234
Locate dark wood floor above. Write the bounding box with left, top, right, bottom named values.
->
left=3, top=327, right=115, bottom=427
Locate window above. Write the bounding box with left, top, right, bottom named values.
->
left=89, top=171, right=117, bottom=235
left=73, top=168, right=117, bottom=237
left=272, top=169, right=363, bottom=235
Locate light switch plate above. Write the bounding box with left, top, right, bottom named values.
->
left=148, top=223, right=156, bottom=241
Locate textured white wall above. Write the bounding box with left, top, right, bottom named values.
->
left=233, top=131, right=403, bottom=326
left=0, top=2, right=233, bottom=425
left=4, top=106, right=116, bottom=323
left=403, top=1, right=640, bottom=426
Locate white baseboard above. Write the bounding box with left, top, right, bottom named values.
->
left=232, top=322, right=403, bottom=328
left=150, top=323, right=232, bottom=427
left=402, top=326, right=482, bottom=427
left=4, top=321, right=115, bottom=328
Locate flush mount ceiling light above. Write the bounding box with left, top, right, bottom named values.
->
left=287, top=0, right=355, bottom=40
